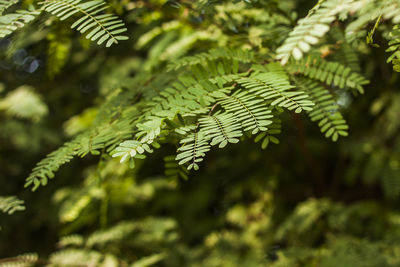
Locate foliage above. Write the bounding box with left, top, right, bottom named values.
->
left=1, top=0, right=400, bottom=266
left=0, top=196, right=25, bottom=215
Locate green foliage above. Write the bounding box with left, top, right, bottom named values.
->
left=3, top=0, right=400, bottom=266
left=0, top=86, right=48, bottom=121
left=0, top=9, right=40, bottom=38
left=176, top=130, right=211, bottom=171
left=276, top=0, right=358, bottom=64
left=40, top=0, right=129, bottom=47
left=0, top=253, right=38, bottom=267
left=288, top=56, right=369, bottom=94
left=295, top=78, right=348, bottom=141
left=0, top=0, right=128, bottom=47
left=0, top=0, right=19, bottom=15
left=236, top=70, right=315, bottom=113
left=219, top=90, right=273, bottom=135
left=387, top=25, right=400, bottom=72
left=0, top=196, right=25, bottom=215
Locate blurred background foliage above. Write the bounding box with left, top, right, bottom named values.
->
left=1, top=0, right=400, bottom=266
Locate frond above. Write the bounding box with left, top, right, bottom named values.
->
left=110, top=119, right=162, bottom=168
left=199, top=112, right=243, bottom=148
left=111, top=140, right=154, bottom=167
left=254, top=115, right=282, bottom=149
left=135, top=118, right=163, bottom=143
left=386, top=25, right=400, bottom=72
left=287, top=56, right=369, bottom=94
left=167, top=47, right=254, bottom=71
left=219, top=90, right=273, bottom=135
left=58, top=235, right=84, bottom=248
left=58, top=189, right=93, bottom=223
left=86, top=221, right=137, bottom=248
left=49, top=249, right=102, bottom=266
left=236, top=72, right=314, bottom=113
left=176, top=130, right=211, bottom=171
left=346, top=0, right=400, bottom=43
left=25, top=141, right=78, bottom=191
left=26, top=106, right=139, bottom=191
left=0, top=9, right=40, bottom=38
left=0, top=253, right=38, bottom=267
left=295, top=79, right=349, bottom=141
left=0, top=196, right=25, bottom=215
left=147, top=69, right=237, bottom=119
left=0, top=0, right=19, bottom=15
left=131, top=253, right=165, bottom=267
left=39, top=0, right=128, bottom=47
left=276, top=0, right=357, bottom=64
left=26, top=49, right=253, bottom=188
left=0, top=86, right=48, bottom=121
left=77, top=117, right=137, bottom=157
left=87, top=218, right=176, bottom=247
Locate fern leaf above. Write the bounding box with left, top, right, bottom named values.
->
left=131, top=253, right=165, bottom=267
left=236, top=72, right=314, bottom=113
left=219, top=90, right=273, bottom=135
left=287, top=56, right=369, bottom=94
left=386, top=25, right=400, bottom=72
left=61, top=197, right=92, bottom=224
left=199, top=112, right=243, bottom=148
left=254, top=115, right=282, bottom=149
left=346, top=0, right=400, bottom=43
left=40, top=0, right=128, bottom=47
left=0, top=253, right=38, bottom=267
left=58, top=235, right=84, bottom=248
left=0, top=196, right=25, bottom=215
left=86, top=221, right=137, bottom=247
left=0, top=0, right=19, bottom=15
left=0, top=9, right=40, bottom=38
left=296, top=79, right=349, bottom=141
left=112, top=140, right=154, bottom=165
left=25, top=99, right=139, bottom=190
left=176, top=130, right=211, bottom=171
left=0, top=86, right=48, bottom=121
left=276, top=0, right=355, bottom=64
left=148, top=70, right=235, bottom=119
left=49, top=249, right=102, bottom=266
left=25, top=141, right=78, bottom=191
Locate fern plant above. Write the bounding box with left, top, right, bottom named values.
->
left=287, top=56, right=369, bottom=94
left=0, top=0, right=19, bottom=14
left=0, top=196, right=25, bottom=215
left=387, top=25, right=400, bottom=72
left=0, top=9, right=41, bottom=38
left=23, top=0, right=400, bottom=192
left=276, top=0, right=358, bottom=64
left=4, top=0, right=400, bottom=266
left=0, top=0, right=128, bottom=47
left=40, top=0, right=128, bottom=47
left=23, top=44, right=372, bottom=188
left=295, top=78, right=349, bottom=141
